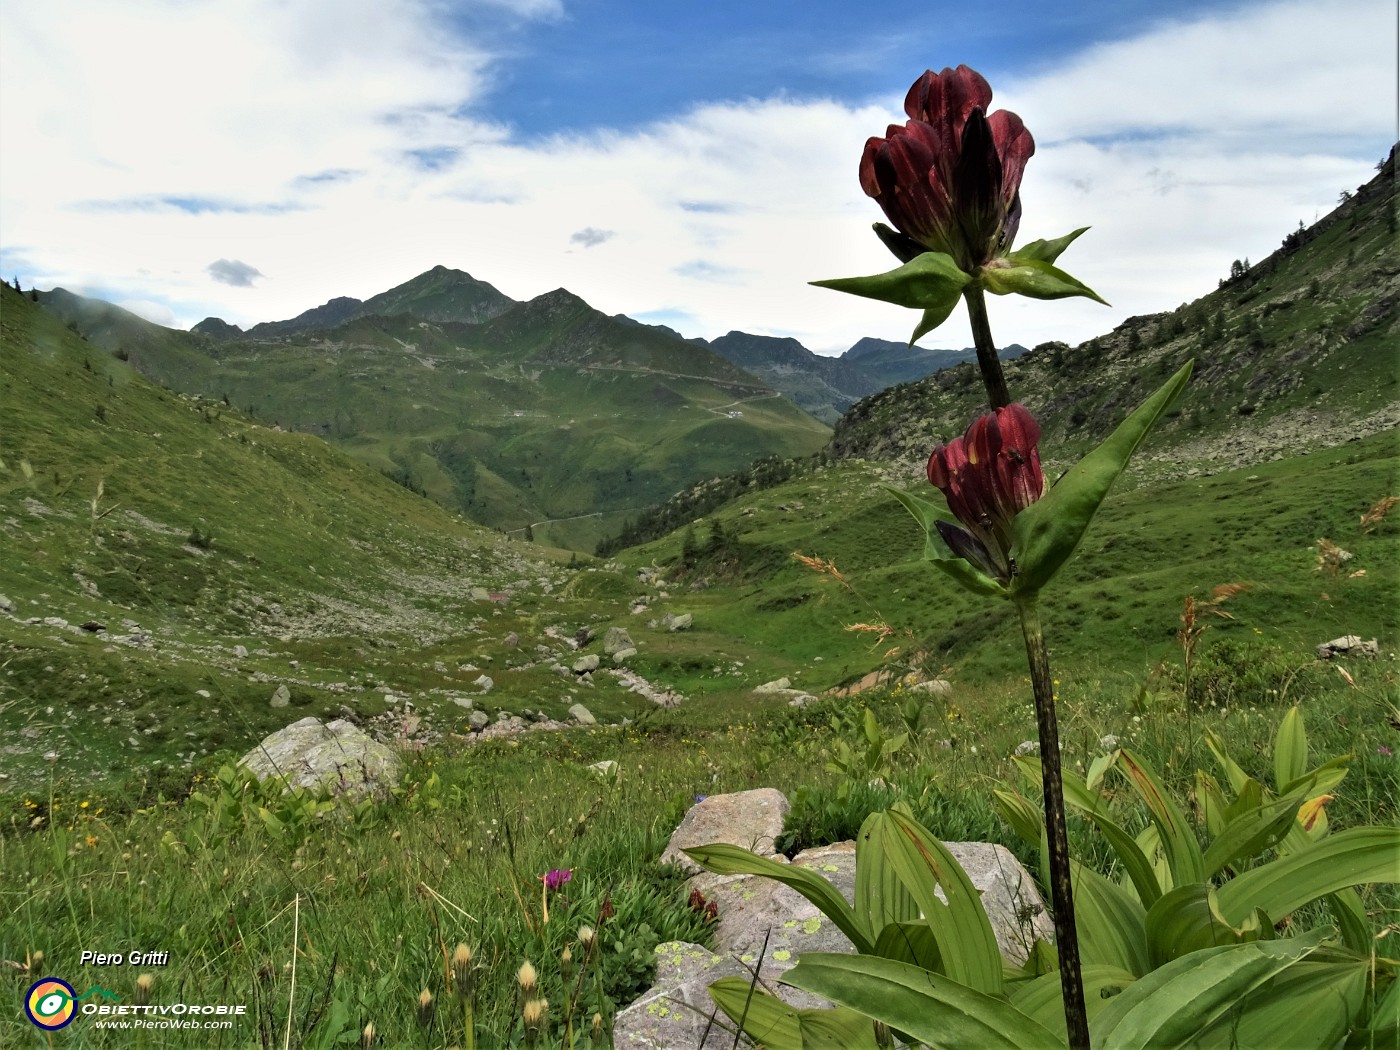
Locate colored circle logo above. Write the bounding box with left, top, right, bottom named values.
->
left=26, top=978, right=77, bottom=1030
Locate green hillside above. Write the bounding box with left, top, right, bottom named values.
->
left=39, top=280, right=831, bottom=552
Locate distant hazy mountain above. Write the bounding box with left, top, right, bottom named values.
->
left=704, top=331, right=1029, bottom=424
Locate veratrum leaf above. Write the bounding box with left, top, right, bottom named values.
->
left=781, top=953, right=1066, bottom=1050
left=1201, top=792, right=1303, bottom=877
left=1143, top=883, right=1269, bottom=968
left=1116, top=749, right=1207, bottom=889
left=707, top=978, right=880, bottom=1050
left=1018, top=754, right=1162, bottom=908
left=1010, top=362, right=1192, bottom=595
left=855, top=811, right=922, bottom=939
left=1090, top=930, right=1327, bottom=1050
left=682, top=843, right=874, bottom=952
left=876, top=808, right=1003, bottom=993
left=1006, top=226, right=1090, bottom=266
left=1068, top=858, right=1152, bottom=977
left=1274, top=706, right=1308, bottom=790
left=1185, top=956, right=1370, bottom=1050
left=707, top=978, right=802, bottom=1050
left=980, top=258, right=1109, bottom=305
left=812, top=252, right=970, bottom=311
left=1009, top=964, right=1138, bottom=1039
left=1215, top=825, right=1400, bottom=926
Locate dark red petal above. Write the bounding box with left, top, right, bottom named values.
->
left=996, top=403, right=1041, bottom=451
left=904, top=66, right=993, bottom=133
left=867, top=124, right=949, bottom=245
left=952, top=108, right=1004, bottom=267
left=965, top=411, right=1003, bottom=468
left=987, top=110, right=1035, bottom=207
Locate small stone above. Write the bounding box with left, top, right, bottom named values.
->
left=754, top=677, right=791, bottom=694
left=603, top=627, right=634, bottom=655
left=474, top=674, right=494, bottom=692
left=612, top=647, right=637, bottom=664
left=270, top=684, right=291, bottom=708
left=0, top=594, right=14, bottom=613
left=468, top=710, right=490, bottom=729
left=588, top=759, right=619, bottom=778
left=569, top=703, right=596, bottom=725
left=572, top=654, right=600, bottom=674
left=196, top=689, right=211, bottom=699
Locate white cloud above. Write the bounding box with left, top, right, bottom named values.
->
left=1, top=0, right=1390, bottom=357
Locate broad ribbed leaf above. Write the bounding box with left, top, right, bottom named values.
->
left=812, top=252, right=970, bottom=310
left=1010, top=362, right=1192, bottom=595
left=1216, top=826, right=1400, bottom=926
left=1205, top=730, right=1251, bottom=796
left=1328, top=888, right=1371, bottom=954
left=1274, top=707, right=1307, bottom=791
left=1090, top=930, right=1326, bottom=1050
left=708, top=978, right=881, bottom=1050
left=1280, top=753, right=1352, bottom=800
left=873, top=921, right=943, bottom=972
left=993, top=787, right=1042, bottom=846
left=1187, top=956, right=1370, bottom=1050
left=887, top=486, right=1007, bottom=596
left=1143, top=883, right=1269, bottom=968
left=1019, top=754, right=1162, bottom=908
left=1009, top=964, right=1138, bottom=1039
left=980, top=258, right=1109, bottom=305
left=1006, top=226, right=1090, bottom=266
left=1196, top=771, right=1228, bottom=839
left=707, top=978, right=803, bottom=1050
left=1202, top=793, right=1303, bottom=877
left=1069, top=858, right=1152, bottom=977
left=782, top=953, right=1066, bottom=1050
left=1117, top=749, right=1206, bottom=889
left=683, top=843, right=874, bottom=952
left=877, top=808, right=1004, bottom=993
left=855, top=810, right=921, bottom=939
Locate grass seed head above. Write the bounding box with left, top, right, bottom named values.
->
left=134, top=974, right=154, bottom=1006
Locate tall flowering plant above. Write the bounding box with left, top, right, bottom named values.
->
left=822, top=66, right=1191, bottom=1049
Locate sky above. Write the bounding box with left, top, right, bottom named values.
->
left=1, top=0, right=1394, bottom=355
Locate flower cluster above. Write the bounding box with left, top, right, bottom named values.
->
left=926, top=403, right=1044, bottom=582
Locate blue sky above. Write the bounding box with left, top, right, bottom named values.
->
left=1, top=0, right=1393, bottom=354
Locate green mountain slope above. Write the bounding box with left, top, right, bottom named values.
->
left=39, top=277, right=832, bottom=552
left=0, top=285, right=586, bottom=786
left=831, top=150, right=1399, bottom=472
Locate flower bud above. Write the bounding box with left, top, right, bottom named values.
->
left=415, top=987, right=434, bottom=1029
left=451, top=943, right=473, bottom=1000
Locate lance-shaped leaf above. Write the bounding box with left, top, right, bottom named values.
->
left=1006, top=226, right=1090, bottom=266
left=887, top=486, right=1007, bottom=597
left=980, top=257, right=1109, bottom=305
left=875, top=808, right=1004, bottom=993
left=1009, top=964, right=1139, bottom=1039
left=1116, top=749, right=1206, bottom=889
left=707, top=979, right=879, bottom=1050
left=682, top=843, right=874, bottom=952
left=854, top=810, right=922, bottom=939
left=1143, top=883, right=1271, bottom=968
left=1201, top=792, right=1304, bottom=877
left=1089, top=930, right=1327, bottom=1050
left=1274, top=706, right=1307, bottom=791
left=811, top=252, right=970, bottom=312
left=1016, top=754, right=1162, bottom=908
left=1195, top=955, right=1372, bottom=1050
left=781, top=953, right=1066, bottom=1050
left=1010, top=361, right=1192, bottom=596
left=1215, top=825, right=1400, bottom=926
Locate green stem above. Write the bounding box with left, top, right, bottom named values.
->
left=1016, top=597, right=1090, bottom=1050
left=963, top=285, right=1011, bottom=409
